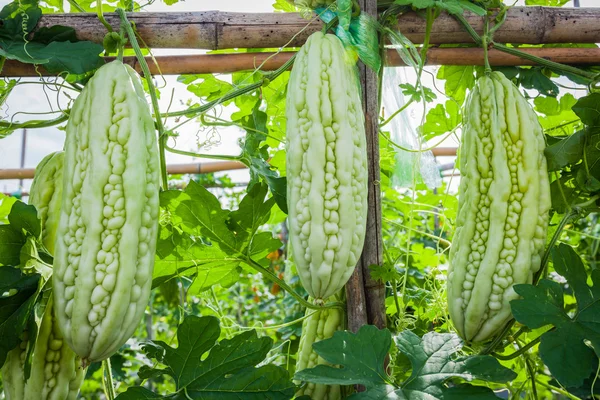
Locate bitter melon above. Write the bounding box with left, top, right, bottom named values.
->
left=447, top=71, right=551, bottom=342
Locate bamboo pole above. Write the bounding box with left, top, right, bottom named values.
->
left=4, top=47, right=600, bottom=77
left=0, top=160, right=247, bottom=180
left=0, top=149, right=457, bottom=181
left=32, top=7, right=600, bottom=51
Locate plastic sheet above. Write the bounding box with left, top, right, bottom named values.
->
left=381, top=67, right=442, bottom=189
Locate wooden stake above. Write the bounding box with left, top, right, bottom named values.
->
left=345, top=0, right=386, bottom=335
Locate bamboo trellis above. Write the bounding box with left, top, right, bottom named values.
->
left=3, top=4, right=600, bottom=335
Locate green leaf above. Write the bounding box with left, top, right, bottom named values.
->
left=573, top=93, right=600, bottom=129
left=517, top=67, right=559, bottom=97
left=393, top=0, right=486, bottom=15
left=272, top=0, right=298, bottom=11
left=394, top=0, right=436, bottom=8
left=443, top=384, right=502, bottom=399
left=395, top=331, right=516, bottom=398
left=248, top=231, right=282, bottom=260
left=422, top=101, right=460, bottom=140
left=295, top=327, right=514, bottom=399
left=525, top=0, right=569, bottom=6
left=186, top=74, right=234, bottom=102
left=37, top=41, right=105, bottom=75
left=585, top=130, right=600, bottom=183
left=230, top=182, right=275, bottom=244
left=399, top=83, right=436, bottom=103
left=544, top=130, right=585, bottom=171
left=32, top=25, right=78, bottom=43
left=119, top=315, right=295, bottom=399
left=510, top=244, right=600, bottom=387
left=0, top=225, right=25, bottom=266
left=0, top=5, right=103, bottom=76
left=436, top=65, right=476, bottom=104
left=170, top=182, right=239, bottom=254
left=294, top=325, right=391, bottom=388
left=0, top=194, right=17, bottom=223
left=187, top=261, right=241, bottom=294
left=535, top=93, right=579, bottom=134
left=0, top=267, right=41, bottom=367
left=8, top=201, right=41, bottom=239
left=113, top=387, right=164, bottom=399
left=241, top=102, right=288, bottom=213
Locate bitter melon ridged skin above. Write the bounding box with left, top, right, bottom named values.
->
left=53, top=60, right=160, bottom=363
left=295, top=297, right=344, bottom=400
left=29, top=151, right=64, bottom=255
left=3, top=156, right=86, bottom=400
left=286, top=32, right=368, bottom=301
left=447, top=71, right=551, bottom=342
left=1, top=299, right=86, bottom=400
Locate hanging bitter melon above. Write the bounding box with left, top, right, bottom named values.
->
left=53, top=60, right=160, bottom=363
left=447, top=71, right=551, bottom=342
left=286, top=31, right=368, bottom=302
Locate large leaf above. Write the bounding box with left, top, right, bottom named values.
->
left=544, top=130, right=585, bottom=171
left=511, top=244, right=600, bottom=388
left=572, top=93, right=600, bottom=129
left=436, top=66, right=476, bottom=104
left=116, top=316, right=295, bottom=399
left=295, top=325, right=515, bottom=399
left=0, top=3, right=103, bottom=76
left=0, top=267, right=41, bottom=367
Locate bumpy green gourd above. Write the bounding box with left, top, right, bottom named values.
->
left=29, top=151, right=64, bottom=255
left=286, top=31, right=368, bottom=302
left=2, top=299, right=86, bottom=400
left=2, top=155, right=86, bottom=400
left=295, top=297, right=344, bottom=400
left=447, top=71, right=551, bottom=342
left=53, top=60, right=160, bottom=363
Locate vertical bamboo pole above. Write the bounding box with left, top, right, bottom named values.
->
left=346, top=0, right=386, bottom=332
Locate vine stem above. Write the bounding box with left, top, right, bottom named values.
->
left=102, top=358, right=116, bottom=400
left=0, top=113, right=69, bottom=130
left=533, top=209, right=578, bottom=284
left=380, top=98, right=414, bottom=127
left=536, top=380, right=582, bottom=400
left=66, top=0, right=85, bottom=12
left=482, top=16, right=491, bottom=75
left=492, top=335, right=542, bottom=360
left=96, top=0, right=113, bottom=32
left=116, top=8, right=169, bottom=190
left=524, top=353, right=538, bottom=399
left=244, top=257, right=344, bottom=311
left=164, top=143, right=242, bottom=162
left=492, top=43, right=597, bottom=81
left=452, top=13, right=597, bottom=81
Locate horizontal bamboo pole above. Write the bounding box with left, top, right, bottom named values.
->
left=0, top=148, right=458, bottom=180
left=4, top=47, right=599, bottom=77
left=0, top=160, right=247, bottom=180
left=33, top=7, right=600, bottom=50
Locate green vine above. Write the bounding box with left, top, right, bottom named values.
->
left=116, top=8, right=169, bottom=190
left=453, top=12, right=598, bottom=82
